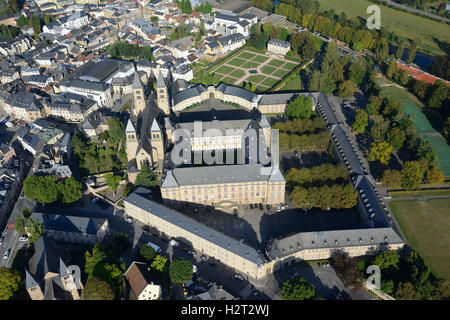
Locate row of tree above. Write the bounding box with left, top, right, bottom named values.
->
left=381, top=161, right=445, bottom=190
left=290, top=183, right=358, bottom=210
left=272, top=117, right=325, bottom=135
left=286, top=164, right=349, bottom=189
left=279, top=131, right=330, bottom=151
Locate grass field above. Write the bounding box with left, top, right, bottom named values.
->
left=389, top=199, right=450, bottom=280
left=210, top=49, right=301, bottom=91
left=316, top=0, right=450, bottom=55
left=390, top=189, right=450, bottom=198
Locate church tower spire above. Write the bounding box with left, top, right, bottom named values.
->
left=156, top=73, right=170, bottom=115
left=132, top=72, right=146, bottom=116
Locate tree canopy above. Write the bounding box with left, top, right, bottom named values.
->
left=286, top=95, right=314, bottom=119
left=135, top=165, right=159, bottom=188
left=82, top=277, right=115, bottom=300
left=24, top=176, right=82, bottom=205
left=280, top=278, right=316, bottom=300
left=367, top=141, right=393, bottom=165
left=169, top=258, right=193, bottom=284
left=0, top=267, right=22, bottom=300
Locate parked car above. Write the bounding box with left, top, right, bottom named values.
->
left=169, top=239, right=179, bottom=247
left=141, top=225, right=150, bottom=232
left=258, top=203, right=263, bottom=211
left=232, top=208, right=238, bottom=216
left=294, top=150, right=299, bottom=157
left=188, top=250, right=197, bottom=256
left=88, top=192, right=95, bottom=199
left=124, top=216, right=133, bottom=224
left=192, top=265, right=198, bottom=273
left=234, top=274, right=244, bottom=281
left=146, top=242, right=162, bottom=253
left=249, top=204, right=254, bottom=210
left=0, top=236, right=3, bottom=245
left=266, top=204, right=271, bottom=211
left=18, top=236, right=28, bottom=242
left=276, top=205, right=281, bottom=212
left=3, top=248, right=10, bottom=259
left=200, top=255, right=207, bottom=261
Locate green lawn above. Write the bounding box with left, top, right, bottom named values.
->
left=228, top=57, right=246, bottom=67
left=282, top=62, right=298, bottom=70
left=247, top=75, right=266, bottom=83
left=391, top=189, right=450, bottom=198
left=273, top=69, right=290, bottom=78
left=280, top=73, right=304, bottom=91
left=238, top=52, right=255, bottom=59
left=389, top=199, right=450, bottom=280
left=222, top=76, right=238, bottom=84
left=215, top=65, right=234, bottom=74
left=268, top=59, right=285, bottom=67
left=229, top=69, right=245, bottom=78
left=261, top=77, right=278, bottom=87
left=242, top=61, right=260, bottom=69
left=252, top=55, right=269, bottom=63
left=316, top=0, right=450, bottom=55
left=261, top=65, right=276, bottom=75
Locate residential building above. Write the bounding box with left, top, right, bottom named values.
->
left=267, top=38, right=290, bottom=56
left=123, top=261, right=162, bottom=300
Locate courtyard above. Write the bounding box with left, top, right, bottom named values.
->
left=210, top=49, right=301, bottom=91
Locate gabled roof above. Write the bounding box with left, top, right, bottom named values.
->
left=150, top=118, right=160, bottom=132
left=160, top=170, right=179, bottom=188
left=25, top=269, right=39, bottom=290
left=132, top=72, right=143, bottom=90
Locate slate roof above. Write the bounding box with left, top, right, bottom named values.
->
left=217, top=83, right=259, bottom=103
left=266, top=227, right=404, bottom=260
left=125, top=192, right=266, bottom=266
left=30, top=212, right=107, bottom=236
left=172, top=84, right=206, bottom=106
left=268, top=38, right=290, bottom=48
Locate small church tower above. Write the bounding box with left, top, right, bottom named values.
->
left=125, top=119, right=138, bottom=162
left=59, top=259, right=80, bottom=300
left=132, top=72, right=146, bottom=116
left=156, top=73, right=170, bottom=115
left=150, top=118, right=165, bottom=165
left=26, top=270, right=44, bottom=300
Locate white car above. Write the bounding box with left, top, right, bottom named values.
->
left=124, top=216, right=133, bottom=224
left=192, top=265, right=198, bottom=273
left=3, top=248, right=10, bottom=259
left=19, top=236, right=28, bottom=242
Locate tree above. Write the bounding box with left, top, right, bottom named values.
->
left=373, top=250, right=400, bottom=273
left=151, top=255, right=168, bottom=273
left=396, top=40, right=405, bottom=60
left=370, top=115, right=390, bottom=142
left=401, top=161, right=423, bottom=190
left=427, top=81, right=448, bottom=109
left=381, top=169, right=401, bottom=189
left=169, top=258, right=193, bottom=284
left=26, top=218, right=44, bottom=243
left=22, top=207, right=31, bottom=218
left=0, top=267, right=22, bottom=300
left=386, top=127, right=406, bottom=150
left=424, top=167, right=444, bottom=185
left=85, top=244, right=108, bottom=277
left=286, top=95, right=314, bottom=119
left=105, top=174, right=121, bottom=194
left=139, top=245, right=157, bottom=263
left=349, top=62, right=366, bottom=86
left=262, top=22, right=272, bottom=35
left=395, top=282, right=417, bottom=300
left=407, top=38, right=419, bottom=64
left=280, top=278, right=316, bottom=300
left=58, top=178, right=82, bottom=204
left=382, top=100, right=404, bottom=122
left=82, top=277, right=115, bottom=300
left=106, top=118, right=125, bottom=146
left=412, top=80, right=429, bottom=99
left=352, top=109, right=368, bottom=133
left=366, top=95, right=382, bottom=115
left=123, top=184, right=132, bottom=198
left=24, top=176, right=82, bottom=205
left=337, top=80, right=355, bottom=99
left=367, top=141, right=393, bottom=165
left=135, top=165, right=158, bottom=188
left=14, top=216, right=25, bottom=236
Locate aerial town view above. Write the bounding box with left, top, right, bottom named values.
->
left=0, top=0, right=449, bottom=310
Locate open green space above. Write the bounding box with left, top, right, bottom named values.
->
left=228, top=57, right=246, bottom=67
left=390, top=189, right=450, bottom=198
left=261, top=77, right=278, bottom=87
left=261, top=65, right=277, bottom=75
left=282, top=62, right=298, bottom=70
left=222, top=76, right=238, bottom=84
left=280, top=73, right=304, bottom=91
left=229, top=69, right=245, bottom=79
left=252, top=55, right=269, bottom=63
left=273, top=69, right=290, bottom=78
left=247, top=75, right=266, bottom=83
left=242, top=61, right=260, bottom=69
left=215, top=65, right=234, bottom=75
left=267, top=59, right=285, bottom=67
left=316, top=0, right=450, bottom=55
left=238, top=52, right=256, bottom=59
left=389, top=199, right=450, bottom=280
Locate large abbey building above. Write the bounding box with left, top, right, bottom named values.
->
left=125, top=71, right=286, bottom=207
